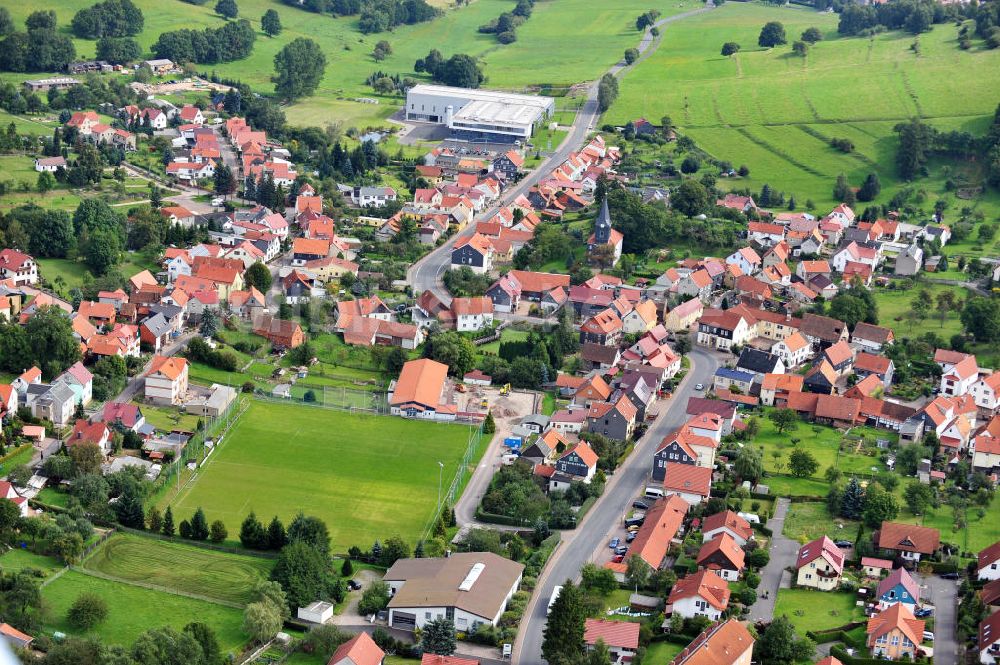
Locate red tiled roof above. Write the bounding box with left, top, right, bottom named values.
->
left=662, top=463, right=712, bottom=497
left=628, top=495, right=687, bottom=569
left=668, top=569, right=730, bottom=610
left=584, top=618, right=639, bottom=650
left=329, top=632, right=385, bottom=665
left=877, top=521, right=940, bottom=555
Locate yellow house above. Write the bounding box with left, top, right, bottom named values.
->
left=795, top=536, right=845, bottom=591
left=664, top=297, right=703, bottom=332
left=867, top=604, right=925, bottom=660
left=304, top=257, right=360, bottom=283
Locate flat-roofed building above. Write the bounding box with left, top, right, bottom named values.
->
left=405, top=84, right=554, bottom=142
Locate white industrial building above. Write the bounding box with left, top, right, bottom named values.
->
left=404, top=84, right=554, bottom=142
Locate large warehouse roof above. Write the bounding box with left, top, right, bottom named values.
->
left=407, top=84, right=553, bottom=110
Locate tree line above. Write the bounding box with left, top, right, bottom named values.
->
left=0, top=10, right=76, bottom=72
left=895, top=105, right=1000, bottom=185
left=275, top=0, right=439, bottom=33
left=478, top=0, right=535, bottom=44
left=414, top=49, right=485, bottom=88
left=71, top=0, right=144, bottom=39
left=838, top=0, right=957, bottom=36
left=151, top=19, right=256, bottom=65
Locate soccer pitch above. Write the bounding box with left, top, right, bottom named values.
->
left=165, top=400, right=482, bottom=553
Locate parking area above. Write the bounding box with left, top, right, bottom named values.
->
left=597, top=496, right=656, bottom=567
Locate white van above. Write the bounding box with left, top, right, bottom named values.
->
left=644, top=486, right=664, bottom=499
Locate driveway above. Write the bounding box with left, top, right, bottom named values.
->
left=748, top=497, right=797, bottom=622
left=920, top=573, right=958, bottom=665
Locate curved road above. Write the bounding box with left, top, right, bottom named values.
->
left=513, top=349, right=720, bottom=665
left=406, top=5, right=714, bottom=304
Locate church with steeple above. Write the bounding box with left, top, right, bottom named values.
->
left=587, top=198, right=624, bottom=267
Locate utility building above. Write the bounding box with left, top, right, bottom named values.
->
left=405, top=84, right=554, bottom=142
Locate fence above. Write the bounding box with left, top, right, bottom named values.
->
left=418, top=422, right=486, bottom=545
left=256, top=386, right=389, bottom=415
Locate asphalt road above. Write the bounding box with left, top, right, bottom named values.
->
left=748, top=497, right=796, bottom=621
left=512, top=348, right=720, bottom=665
left=921, top=574, right=958, bottom=665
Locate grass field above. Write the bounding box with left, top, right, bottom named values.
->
left=0, top=548, right=64, bottom=576
left=81, top=533, right=274, bottom=605
left=162, top=400, right=482, bottom=552
left=41, top=570, right=246, bottom=649
left=774, top=588, right=865, bottom=635
left=0, top=0, right=697, bottom=130
left=872, top=283, right=971, bottom=341
left=606, top=3, right=1000, bottom=210
left=783, top=500, right=860, bottom=544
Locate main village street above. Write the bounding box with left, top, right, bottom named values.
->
left=512, top=348, right=721, bottom=665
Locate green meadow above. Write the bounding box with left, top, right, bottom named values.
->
left=606, top=3, right=1000, bottom=209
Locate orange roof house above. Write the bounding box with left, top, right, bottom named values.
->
left=390, top=358, right=450, bottom=415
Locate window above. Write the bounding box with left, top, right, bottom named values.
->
left=425, top=612, right=432, bottom=620
left=891, top=636, right=900, bottom=646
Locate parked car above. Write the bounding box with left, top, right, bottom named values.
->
left=914, top=608, right=934, bottom=618
left=940, top=572, right=961, bottom=580
left=694, top=383, right=705, bottom=390
left=922, top=631, right=934, bottom=642
left=347, top=580, right=362, bottom=591
left=834, top=540, right=853, bottom=548
left=611, top=554, right=624, bottom=563
left=633, top=500, right=649, bottom=510
left=609, top=538, right=620, bottom=549
left=626, top=532, right=637, bottom=543
left=615, top=546, right=628, bottom=555
left=627, top=525, right=641, bottom=533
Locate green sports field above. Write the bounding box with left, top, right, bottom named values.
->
left=606, top=3, right=1000, bottom=209
left=163, top=400, right=481, bottom=553
left=81, top=533, right=274, bottom=605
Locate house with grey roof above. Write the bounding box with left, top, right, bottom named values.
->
left=894, top=244, right=923, bottom=276
left=140, top=313, right=173, bottom=352
left=25, top=381, right=77, bottom=426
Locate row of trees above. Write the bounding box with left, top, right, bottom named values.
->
left=414, top=49, right=485, bottom=89
left=0, top=11, right=77, bottom=72
left=478, top=0, right=534, bottom=44
left=71, top=0, right=143, bottom=39
left=838, top=0, right=952, bottom=37
left=151, top=19, right=256, bottom=65
left=276, top=0, right=439, bottom=32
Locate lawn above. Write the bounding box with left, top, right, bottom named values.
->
left=643, top=641, right=686, bottom=663
left=137, top=403, right=203, bottom=433
left=774, top=588, right=865, bottom=636
left=0, top=547, right=64, bottom=576
left=606, top=2, right=1000, bottom=210
left=162, top=400, right=482, bottom=553
left=81, top=533, right=274, bottom=605
left=42, top=570, right=246, bottom=651
left=753, top=411, right=891, bottom=481
left=478, top=328, right=529, bottom=356
left=783, top=500, right=860, bottom=545
left=872, top=283, right=971, bottom=342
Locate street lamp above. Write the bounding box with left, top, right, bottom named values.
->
left=437, top=461, right=445, bottom=512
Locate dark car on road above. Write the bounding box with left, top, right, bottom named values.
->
left=940, top=571, right=961, bottom=580
left=633, top=500, right=649, bottom=511
left=834, top=540, right=852, bottom=548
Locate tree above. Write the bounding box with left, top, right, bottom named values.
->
left=624, top=47, right=639, bottom=64
left=252, top=580, right=290, bottom=620
left=216, top=0, right=239, bottom=18
left=801, top=27, right=823, bottom=43
left=841, top=477, right=865, bottom=519
left=895, top=118, right=934, bottom=180
left=358, top=580, right=391, bottom=615
left=672, top=179, right=711, bottom=217
left=422, top=617, right=457, bottom=655
left=379, top=535, right=411, bottom=567
left=792, top=40, right=808, bottom=56
left=243, top=601, right=281, bottom=643
left=162, top=505, right=175, bottom=536
left=734, top=446, right=763, bottom=487
left=542, top=580, right=585, bottom=664
left=373, top=40, right=392, bottom=61
left=597, top=73, right=618, bottom=113
left=857, top=173, right=881, bottom=202
left=67, top=592, right=108, bottom=629
left=580, top=563, right=618, bottom=595
left=962, top=297, right=1000, bottom=342
left=270, top=541, right=338, bottom=611
left=199, top=308, right=219, bottom=338
left=626, top=556, right=652, bottom=589
left=0, top=8, right=12, bottom=35
left=758, top=21, right=787, bottom=47
left=273, top=38, right=327, bottom=100
left=261, top=8, right=282, bottom=35
left=36, top=170, right=55, bottom=194
left=424, top=331, right=476, bottom=376
left=433, top=53, right=484, bottom=88
left=83, top=227, right=122, bottom=276
left=863, top=486, right=900, bottom=528
left=721, top=42, right=740, bottom=56
left=214, top=164, right=237, bottom=197
left=210, top=520, right=228, bottom=543
left=287, top=513, right=331, bottom=555
left=189, top=507, right=209, bottom=540
left=96, top=36, right=141, bottom=63
left=483, top=411, right=496, bottom=434
left=904, top=480, right=933, bottom=515
left=754, top=616, right=815, bottom=664
left=788, top=449, right=818, bottom=478
left=183, top=622, right=221, bottom=665
left=131, top=626, right=205, bottom=665
left=769, top=408, right=798, bottom=434
left=240, top=511, right=267, bottom=549
left=245, top=261, right=272, bottom=293
left=833, top=173, right=852, bottom=202
left=267, top=516, right=287, bottom=549
left=115, top=483, right=145, bottom=529
left=906, top=5, right=932, bottom=33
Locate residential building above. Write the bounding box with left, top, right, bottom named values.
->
left=451, top=297, right=494, bottom=332
left=702, top=511, right=754, bottom=547
left=667, top=569, right=730, bottom=620
left=664, top=298, right=704, bottom=332
left=553, top=442, right=598, bottom=485
left=697, top=533, right=745, bottom=581
left=772, top=331, right=811, bottom=368
left=661, top=463, right=712, bottom=507
left=877, top=567, right=920, bottom=610
left=384, top=552, right=524, bottom=631
left=980, top=542, right=1000, bottom=582
left=584, top=619, right=639, bottom=663
left=852, top=322, right=895, bottom=353
left=145, top=356, right=189, bottom=405
left=876, top=522, right=940, bottom=562
left=867, top=604, right=924, bottom=660
left=980, top=610, right=1000, bottom=664
left=0, top=249, right=37, bottom=285
left=795, top=536, right=845, bottom=591
left=451, top=234, right=494, bottom=274
left=328, top=632, right=385, bottom=665
left=668, top=619, right=754, bottom=665
left=624, top=495, right=687, bottom=570
left=586, top=396, right=637, bottom=441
